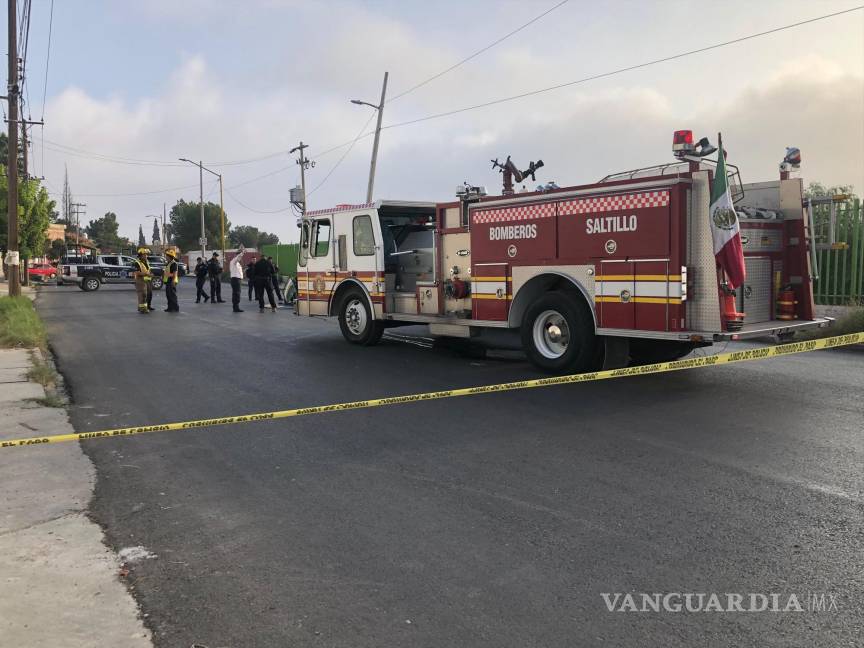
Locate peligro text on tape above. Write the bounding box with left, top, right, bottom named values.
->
left=2, top=333, right=861, bottom=450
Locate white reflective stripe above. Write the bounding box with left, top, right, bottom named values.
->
left=473, top=281, right=506, bottom=294
left=598, top=281, right=682, bottom=298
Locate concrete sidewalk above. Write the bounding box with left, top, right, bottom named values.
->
left=0, top=346, right=152, bottom=647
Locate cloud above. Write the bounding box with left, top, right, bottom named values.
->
left=40, top=13, right=863, bottom=247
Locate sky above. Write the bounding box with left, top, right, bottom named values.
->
left=7, top=0, right=864, bottom=246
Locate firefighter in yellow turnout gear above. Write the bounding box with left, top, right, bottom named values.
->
left=133, top=247, right=153, bottom=314
left=163, top=248, right=180, bottom=312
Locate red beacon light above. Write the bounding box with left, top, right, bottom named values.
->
left=672, top=130, right=695, bottom=157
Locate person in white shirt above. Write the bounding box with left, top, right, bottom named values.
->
left=229, top=247, right=246, bottom=313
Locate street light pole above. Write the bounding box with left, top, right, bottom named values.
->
left=199, top=161, right=205, bottom=258
left=180, top=158, right=223, bottom=259
left=351, top=71, right=388, bottom=204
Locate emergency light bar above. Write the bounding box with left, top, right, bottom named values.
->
left=672, top=130, right=694, bottom=157
left=783, top=147, right=801, bottom=168
left=673, top=131, right=717, bottom=159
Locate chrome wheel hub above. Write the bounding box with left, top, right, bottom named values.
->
left=532, top=309, right=571, bottom=359
left=345, top=299, right=367, bottom=336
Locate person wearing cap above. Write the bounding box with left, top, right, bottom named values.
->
left=163, top=248, right=181, bottom=312
left=206, top=252, right=225, bottom=303
left=194, top=256, right=210, bottom=303
left=268, top=256, right=284, bottom=303
left=133, top=247, right=153, bottom=314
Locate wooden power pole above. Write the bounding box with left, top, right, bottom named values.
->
left=6, top=0, right=20, bottom=296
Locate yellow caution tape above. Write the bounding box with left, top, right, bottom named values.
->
left=2, top=332, right=861, bottom=450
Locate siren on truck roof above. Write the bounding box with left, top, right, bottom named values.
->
left=782, top=147, right=801, bottom=168
left=672, top=130, right=717, bottom=159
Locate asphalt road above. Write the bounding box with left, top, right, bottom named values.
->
left=35, top=279, right=863, bottom=648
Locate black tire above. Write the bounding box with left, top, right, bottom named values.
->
left=151, top=277, right=163, bottom=290
left=81, top=276, right=101, bottom=292
left=629, top=340, right=695, bottom=365
left=338, top=288, right=384, bottom=346
left=521, top=290, right=596, bottom=373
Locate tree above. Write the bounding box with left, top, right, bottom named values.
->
left=48, top=238, right=67, bottom=260
left=0, top=132, right=25, bottom=175
left=17, top=180, right=55, bottom=260
left=229, top=225, right=280, bottom=249
left=0, top=172, right=54, bottom=257
left=806, top=182, right=858, bottom=200
left=61, top=166, right=73, bottom=224
left=169, top=199, right=231, bottom=252
left=86, top=212, right=123, bottom=251
left=152, top=219, right=161, bottom=245
left=138, top=224, right=146, bottom=247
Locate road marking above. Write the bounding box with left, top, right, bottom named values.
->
left=1, top=333, right=860, bottom=450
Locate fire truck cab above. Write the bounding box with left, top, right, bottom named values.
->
left=296, top=135, right=831, bottom=373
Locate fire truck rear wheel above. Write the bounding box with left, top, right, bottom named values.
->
left=521, top=291, right=596, bottom=373
left=339, top=289, right=384, bottom=346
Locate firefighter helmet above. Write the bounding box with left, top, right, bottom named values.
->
left=137, top=247, right=150, bottom=255
left=164, top=247, right=178, bottom=258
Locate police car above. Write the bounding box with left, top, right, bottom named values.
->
left=60, top=254, right=165, bottom=292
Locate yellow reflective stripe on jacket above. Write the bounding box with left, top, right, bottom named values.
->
left=135, top=258, right=152, bottom=281
left=164, top=261, right=179, bottom=285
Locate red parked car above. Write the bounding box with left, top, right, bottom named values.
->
left=28, top=263, right=58, bottom=283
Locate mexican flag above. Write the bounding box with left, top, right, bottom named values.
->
left=709, top=135, right=746, bottom=289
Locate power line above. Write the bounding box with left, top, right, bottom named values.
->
left=380, top=5, right=864, bottom=131
left=387, top=0, right=568, bottom=103
left=225, top=187, right=292, bottom=214
left=57, top=183, right=199, bottom=198
left=34, top=136, right=186, bottom=166
left=39, top=6, right=861, bottom=202
left=40, top=0, right=54, bottom=177
left=40, top=0, right=52, bottom=120
left=201, top=3, right=568, bottom=167
left=308, top=110, right=377, bottom=197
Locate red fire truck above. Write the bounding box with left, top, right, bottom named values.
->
left=296, top=132, right=831, bottom=373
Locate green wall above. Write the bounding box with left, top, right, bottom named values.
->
left=261, top=243, right=299, bottom=277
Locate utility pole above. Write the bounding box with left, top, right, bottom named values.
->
left=218, top=174, right=225, bottom=262
left=163, top=203, right=167, bottom=245
left=351, top=71, right=388, bottom=203
left=290, top=141, right=312, bottom=215
left=6, top=0, right=20, bottom=296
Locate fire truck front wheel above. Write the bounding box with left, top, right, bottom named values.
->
left=522, top=291, right=596, bottom=373
left=338, top=289, right=384, bottom=346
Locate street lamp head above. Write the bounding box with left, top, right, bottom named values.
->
left=350, top=99, right=363, bottom=105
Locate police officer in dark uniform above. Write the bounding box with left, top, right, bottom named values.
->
left=207, top=252, right=225, bottom=303
left=268, top=257, right=284, bottom=303
left=246, top=258, right=256, bottom=301
left=194, top=256, right=209, bottom=303
left=253, top=255, right=277, bottom=312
